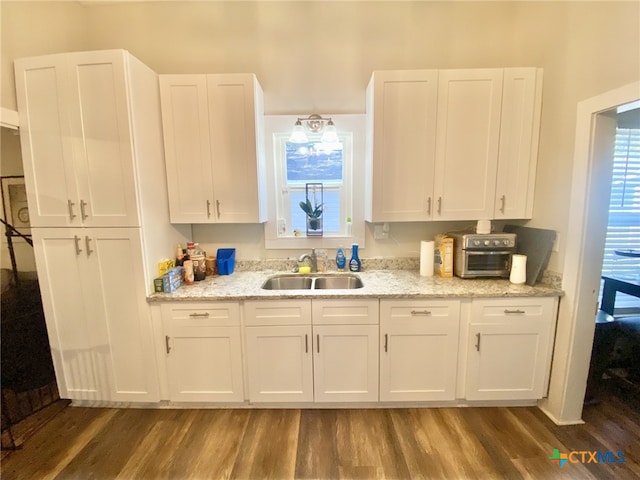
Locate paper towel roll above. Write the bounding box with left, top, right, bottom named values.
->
left=420, top=240, right=435, bottom=277
left=510, top=254, right=527, bottom=284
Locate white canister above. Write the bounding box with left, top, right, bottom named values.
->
left=510, top=254, right=527, bottom=284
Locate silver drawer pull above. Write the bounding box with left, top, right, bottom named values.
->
left=85, top=236, right=93, bottom=256
left=73, top=235, right=82, bottom=255
left=504, top=309, right=525, bottom=314
left=80, top=199, right=89, bottom=221
left=411, top=310, right=432, bottom=316
left=475, top=333, right=481, bottom=352
left=189, top=312, right=210, bottom=318
left=68, top=200, right=77, bottom=220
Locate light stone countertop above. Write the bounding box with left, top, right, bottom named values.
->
left=147, top=269, right=564, bottom=302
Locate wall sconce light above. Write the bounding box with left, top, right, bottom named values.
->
left=289, top=114, right=339, bottom=144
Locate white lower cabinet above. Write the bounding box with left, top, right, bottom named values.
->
left=379, top=299, right=460, bottom=402
left=33, top=228, right=160, bottom=402
left=162, top=303, right=244, bottom=402
left=464, top=297, right=557, bottom=401
left=244, top=299, right=379, bottom=403
left=244, top=300, right=313, bottom=403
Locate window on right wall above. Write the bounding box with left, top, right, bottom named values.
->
left=600, top=125, right=640, bottom=314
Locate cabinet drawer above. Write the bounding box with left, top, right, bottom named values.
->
left=312, top=299, right=379, bottom=325
left=471, top=297, right=555, bottom=320
left=161, top=302, right=240, bottom=326
left=380, top=299, right=460, bottom=320
left=245, top=300, right=312, bottom=326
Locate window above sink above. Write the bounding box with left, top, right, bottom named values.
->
left=262, top=115, right=366, bottom=250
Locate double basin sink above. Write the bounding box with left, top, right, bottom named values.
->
left=262, top=273, right=363, bottom=290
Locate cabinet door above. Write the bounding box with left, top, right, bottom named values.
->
left=494, top=68, right=542, bottom=220
left=163, top=303, right=244, bottom=402
left=245, top=325, right=314, bottom=403
left=34, top=228, right=160, bottom=402
left=14, top=54, right=80, bottom=227
left=366, top=70, right=438, bottom=222
left=380, top=300, right=460, bottom=401
left=313, top=324, right=379, bottom=402
left=164, top=325, right=244, bottom=402
left=87, top=228, right=159, bottom=402
left=32, top=228, right=103, bottom=400
left=66, top=51, right=139, bottom=227
left=159, top=75, right=215, bottom=223
left=434, top=69, right=503, bottom=220
left=466, top=298, right=555, bottom=400
left=207, top=74, right=264, bottom=223
left=15, top=51, right=140, bottom=227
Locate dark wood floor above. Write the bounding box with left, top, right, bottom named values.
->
left=2, top=390, right=639, bottom=480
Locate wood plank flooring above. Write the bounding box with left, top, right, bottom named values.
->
left=2, top=392, right=640, bottom=479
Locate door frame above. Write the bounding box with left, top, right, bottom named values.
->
left=538, top=81, right=640, bottom=425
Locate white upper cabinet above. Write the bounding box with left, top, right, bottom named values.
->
left=365, top=70, right=438, bottom=222
left=15, top=51, right=140, bottom=227
left=159, top=74, right=267, bottom=224
left=366, top=68, right=542, bottom=222
left=158, top=76, right=214, bottom=223
left=494, top=68, right=543, bottom=219
left=434, top=69, right=503, bottom=220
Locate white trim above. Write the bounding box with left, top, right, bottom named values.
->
left=538, top=81, right=640, bottom=425
left=264, top=114, right=366, bottom=250
left=0, top=108, right=19, bottom=130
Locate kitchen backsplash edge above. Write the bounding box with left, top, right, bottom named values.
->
left=235, top=257, right=563, bottom=288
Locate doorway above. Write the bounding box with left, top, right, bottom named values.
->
left=538, top=82, right=640, bottom=425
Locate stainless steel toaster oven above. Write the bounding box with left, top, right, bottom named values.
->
left=449, top=232, right=516, bottom=278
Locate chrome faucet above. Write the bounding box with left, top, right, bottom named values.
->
left=298, top=249, right=317, bottom=272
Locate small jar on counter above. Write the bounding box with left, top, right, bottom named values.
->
left=183, top=260, right=194, bottom=285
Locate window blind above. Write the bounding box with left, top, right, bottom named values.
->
left=600, top=127, right=640, bottom=312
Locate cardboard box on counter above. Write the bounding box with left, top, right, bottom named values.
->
left=154, top=266, right=184, bottom=293
left=434, top=234, right=453, bottom=278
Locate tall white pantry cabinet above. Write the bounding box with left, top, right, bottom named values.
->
left=14, top=50, right=190, bottom=402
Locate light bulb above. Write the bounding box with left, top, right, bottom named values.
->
left=289, top=122, right=308, bottom=143
left=321, top=123, right=338, bottom=144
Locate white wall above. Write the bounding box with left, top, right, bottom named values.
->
left=1, top=1, right=639, bottom=271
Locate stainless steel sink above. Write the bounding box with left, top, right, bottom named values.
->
left=261, top=274, right=363, bottom=290
left=313, top=275, right=363, bottom=290
left=261, top=275, right=313, bottom=290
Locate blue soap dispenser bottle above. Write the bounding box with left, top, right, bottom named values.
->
left=336, top=246, right=346, bottom=271
left=349, top=243, right=361, bottom=272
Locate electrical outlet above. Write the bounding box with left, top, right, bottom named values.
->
left=374, top=223, right=390, bottom=240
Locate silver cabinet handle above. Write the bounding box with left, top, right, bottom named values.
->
left=411, top=310, right=432, bottom=316
left=73, top=235, right=82, bottom=255
left=504, top=309, right=525, bottom=314
left=437, top=197, right=442, bottom=215
left=316, top=334, right=320, bottom=353
left=500, top=195, right=506, bottom=214
left=305, top=334, right=308, bottom=353
left=165, top=335, right=171, bottom=354
left=384, top=333, right=388, bottom=353
left=427, top=197, right=432, bottom=216
left=80, top=200, right=88, bottom=221
left=216, top=200, right=221, bottom=218
left=85, top=236, right=93, bottom=256
left=475, top=333, right=481, bottom=351
left=206, top=200, right=212, bottom=218
left=189, top=312, right=210, bottom=318
left=68, top=200, right=77, bottom=220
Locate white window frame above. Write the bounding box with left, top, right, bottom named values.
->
left=264, top=114, right=366, bottom=250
